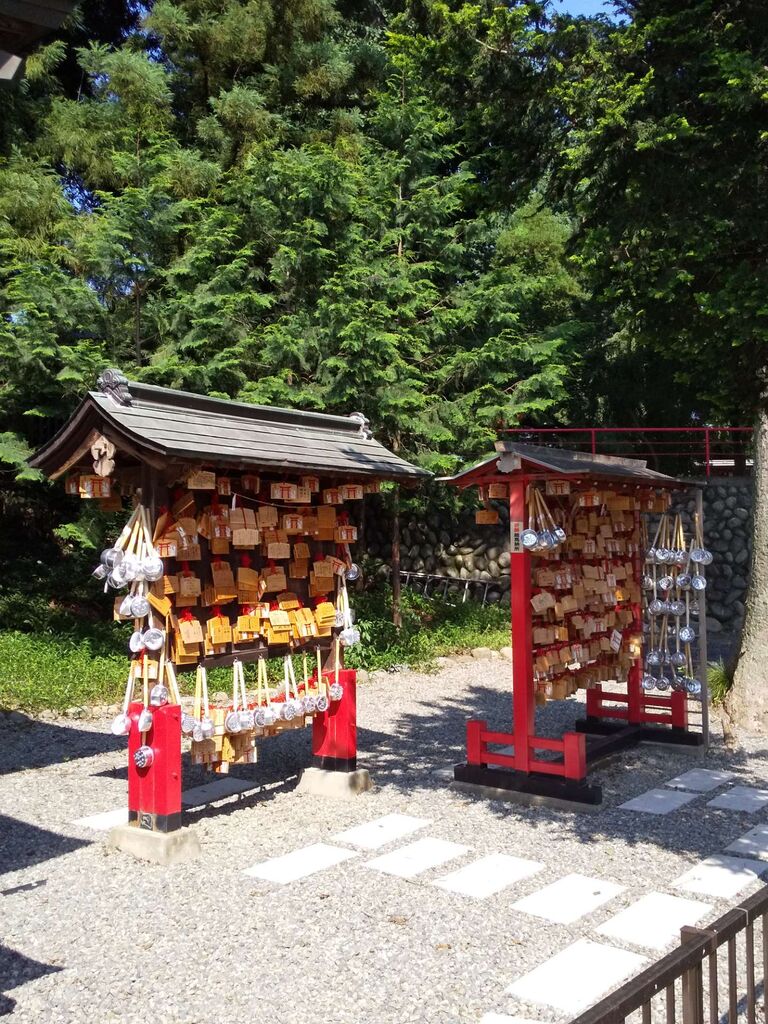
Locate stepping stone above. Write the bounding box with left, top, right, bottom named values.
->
left=673, top=854, right=768, bottom=899
left=431, top=766, right=455, bottom=782
left=332, top=813, right=429, bottom=850
left=596, top=892, right=712, bottom=950
left=707, top=786, right=768, bottom=813
left=480, top=1016, right=541, bottom=1024
left=243, top=843, right=357, bottom=885
left=72, top=808, right=128, bottom=831
left=506, top=938, right=646, bottom=1014
left=181, top=777, right=258, bottom=807
left=365, top=838, right=468, bottom=879
left=666, top=768, right=736, bottom=792
left=512, top=873, right=623, bottom=925
left=726, top=824, right=768, bottom=861
left=433, top=854, right=542, bottom=899
left=619, top=788, right=698, bottom=815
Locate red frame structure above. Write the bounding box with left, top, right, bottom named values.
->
left=444, top=441, right=705, bottom=806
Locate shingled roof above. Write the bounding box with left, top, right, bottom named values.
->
left=30, top=371, right=430, bottom=483
left=440, top=439, right=684, bottom=488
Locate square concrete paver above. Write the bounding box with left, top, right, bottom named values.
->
left=243, top=843, right=358, bottom=884
left=365, top=838, right=469, bottom=879
left=72, top=808, right=128, bottom=831
left=596, top=892, right=712, bottom=951
left=512, top=873, right=623, bottom=925
left=666, top=768, right=736, bottom=792
left=433, top=854, right=542, bottom=899
left=707, top=786, right=768, bottom=813
left=332, top=814, right=429, bottom=850
left=619, top=788, right=698, bottom=815
left=674, top=855, right=768, bottom=899
left=506, top=939, right=647, bottom=1013
left=181, top=777, right=258, bottom=807
left=726, top=825, right=768, bottom=861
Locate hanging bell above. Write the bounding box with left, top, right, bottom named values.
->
left=239, top=709, right=255, bottom=730
left=345, top=563, right=361, bottom=582
left=142, top=627, right=165, bottom=651
left=679, top=625, right=696, bottom=644
left=686, top=677, right=702, bottom=697
left=340, top=626, right=361, bottom=647
left=128, top=630, right=145, bottom=654
left=655, top=675, right=670, bottom=692
left=92, top=564, right=108, bottom=580
left=130, top=594, right=150, bottom=618
left=262, top=707, right=278, bottom=727
left=641, top=674, right=657, bottom=692
left=225, top=711, right=242, bottom=734
left=645, top=649, right=662, bottom=667
left=691, top=575, right=707, bottom=591
left=302, top=694, right=317, bottom=714
left=101, top=546, right=124, bottom=569
left=149, top=683, right=169, bottom=707
left=200, top=716, right=215, bottom=739
left=281, top=701, right=297, bottom=722
left=658, top=575, right=674, bottom=592
left=181, top=712, right=196, bottom=736
left=691, top=547, right=713, bottom=565
left=670, top=650, right=687, bottom=667
left=133, top=745, right=154, bottom=768
left=141, top=553, right=164, bottom=581
left=110, top=712, right=131, bottom=736
left=121, top=555, right=141, bottom=582
left=676, top=573, right=692, bottom=590
left=315, top=692, right=330, bottom=713
left=137, top=707, right=153, bottom=732
left=521, top=528, right=539, bottom=550
left=642, top=575, right=654, bottom=591
left=329, top=682, right=344, bottom=702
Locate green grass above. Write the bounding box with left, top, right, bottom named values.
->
left=708, top=658, right=733, bottom=705
left=0, top=586, right=509, bottom=712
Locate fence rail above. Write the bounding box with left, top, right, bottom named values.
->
left=572, top=882, right=768, bottom=1023
left=502, top=427, right=753, bottom=479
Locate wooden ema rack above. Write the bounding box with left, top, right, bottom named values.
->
left=444, top=444, right=705, bottom=807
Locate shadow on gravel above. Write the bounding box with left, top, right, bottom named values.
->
left=0, top=815, right=90, bottom=877
left=0, top=715, right=121, bottom=776
left=357, top=680, right=768, bottom=861
left=0, top=944, right=61, bottom=1016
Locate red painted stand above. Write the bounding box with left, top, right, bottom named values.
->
left=312, top=669, right=358, bottom=771
left=127, top=701, right=182, bottom=833
left=454, top=477, right=701, bottom=807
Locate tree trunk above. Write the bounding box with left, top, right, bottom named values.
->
left=726, top=404, right=768, bottom=732
left=391, top=483, right=402, bottom=629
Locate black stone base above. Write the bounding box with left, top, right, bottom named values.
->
left=128, top=809, right=183, bottom=833
left=453, top=762, right=602, bottom=806
left=575, top=718, right=705, bottom=765
left=312, top=755, right=357, bottom=772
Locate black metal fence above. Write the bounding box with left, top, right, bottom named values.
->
left=572, top=884, right=768, bottom=1023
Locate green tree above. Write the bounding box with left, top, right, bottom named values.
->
left=541, top=0, right=768, bottom=726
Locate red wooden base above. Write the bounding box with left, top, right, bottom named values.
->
left=127, top=701, right=182, bottom=833
left=312, top=669, right=358, bottom=770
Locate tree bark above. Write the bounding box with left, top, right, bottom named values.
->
left=726, top=403, right=768, bottom=732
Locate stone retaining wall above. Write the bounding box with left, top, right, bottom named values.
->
left=363, top=479, right=753, bottom=636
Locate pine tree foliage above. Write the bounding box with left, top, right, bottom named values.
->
left=0, top=0, right=585, bottom=479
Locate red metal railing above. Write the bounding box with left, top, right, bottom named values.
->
left=502, top=427, right=752, bottom=478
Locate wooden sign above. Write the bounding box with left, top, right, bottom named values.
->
left=271, top=482, right=298, bottom=501
left=78, top=475, right=111, bottom=498
left=216, top=477, right=232, bottom=496
left=241, top=474, right=260, bottom=492
left=340, top=484, right=364, bottom=501
left=335, top=525, right=358, bottom=542
left=322, top=488, right=341, bottom=505
left=267, top=541, right=291, bottom=561
left=179, top=616, right=204, bottom=645
left=257, top=505, right=278, bottom=528
left=187, top=470, right=216, bottom=490
left=301, top=476, right=320, bottom=492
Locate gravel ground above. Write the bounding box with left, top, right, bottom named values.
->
left=1, top=656, right=767, bottom=1023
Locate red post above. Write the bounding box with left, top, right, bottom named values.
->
left=670, top=689, right=689, bottom=729
left=562, top=731, right=587, bottom=780
left=509, top=479, right=534, bottom=773
left=466, top=719, right=486, bottom=765
left=127, top=701, right=182, bottom=833
left=704, top=427, right=711, bottom=478
left=312, top=668, right=358, bottom=770
left=591, top=428, right=597, bottom=456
